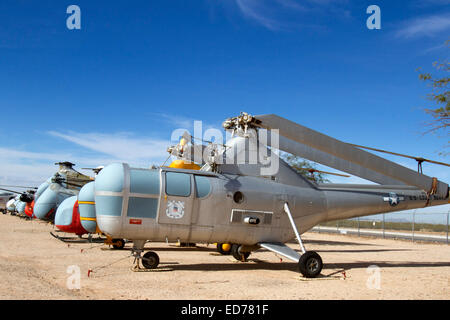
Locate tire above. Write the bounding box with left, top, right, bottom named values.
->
left=231, top=244, right=250, bottom=262
left=216, top=243, right=232, bottom=255
left=298, top=251, right=323, bottom=278
left=142, top=251, right=159, bottom=269
left=112, top=238, right=125, bottom=250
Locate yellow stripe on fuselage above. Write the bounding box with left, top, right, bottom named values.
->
left=78, top=201, right=95, bottom=205
left=80, top=217, right=97, bottom=221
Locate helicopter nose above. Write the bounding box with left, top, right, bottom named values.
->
left=55, top=196, right=77, bottom=227
left=16, top=201, right=26, bottom=215
left=33, top=187, right=58, bottom=220
left=78, top=181, right=97, bottom=233
left=6, top=199, right=16, bottom=212
left=34, top=181, right=50, bottom=202
left=55, top=196, right=87, bottom=235
left=95, top=163, right=125, bottom=237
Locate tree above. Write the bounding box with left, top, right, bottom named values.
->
left=282, top=153, right=330, bottom=183
left=418, top=40, right=449, bottom=152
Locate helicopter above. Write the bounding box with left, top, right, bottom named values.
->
left=52, top=166, right=127, bottom=249
left=33, top=162, right=93, bottom=221
left=89, top=112, right=447, bottom=278
left=0, top=185, right=37, bottom=217
left=1, top=190, right=15, bottom=214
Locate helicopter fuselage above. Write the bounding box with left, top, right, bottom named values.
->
left=95, top=163, right=447, bottom=246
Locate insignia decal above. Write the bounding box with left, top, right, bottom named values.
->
left=166, top=200, right=185, bottom=219
left=383, top=192, right=404, bottom=206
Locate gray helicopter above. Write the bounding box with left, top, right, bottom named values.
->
left=92, top=112, right=449, bottom=278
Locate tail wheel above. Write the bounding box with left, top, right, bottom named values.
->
left=216, top=243, right=232, bottom=255
left=112, top=238, right=125, bottom=250
left=231, top=244, right=250, bottom=262
left=298, top=251, right=323, bottom=278
left=142, top=251, right=159, bottom=269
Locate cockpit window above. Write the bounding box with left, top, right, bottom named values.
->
left=165, top=172, right=191, bottom=197
left=194, top=175, right=211, bottom=198
left=130, top=169, right=159, bottom=195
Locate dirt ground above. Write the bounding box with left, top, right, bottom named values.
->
left=0, top=214, right=449, bottom=300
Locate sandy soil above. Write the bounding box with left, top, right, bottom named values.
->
left=0, top=214, right=449, bottom=300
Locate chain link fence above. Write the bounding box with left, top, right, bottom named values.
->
left=313, top=210, right=450, bottom=244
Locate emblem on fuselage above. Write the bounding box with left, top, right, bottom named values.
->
left=166, top=200, right=185, bottom=219
left=383, top=192, right=404, bottom=206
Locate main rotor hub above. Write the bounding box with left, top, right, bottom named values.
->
left=222, top=112, right=261, bottom=132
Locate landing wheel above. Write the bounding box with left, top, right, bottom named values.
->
left=231, top=244, right=250, bottom=262
left=298, top=251, right=323, bottom=278
left=112, top=238, right=125, bottom=250
left=142, top=251, right=159, bottom=269
left=216, top=243, right=232, bottom=255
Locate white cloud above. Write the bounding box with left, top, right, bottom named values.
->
left=233, top=0, right=350, bottom=31
left=47, top=131, right=170, bottom=164
left=235, top=0, right=282, bottom=31
left=395, top=13, right=450, bottom=39
left=0, top=130, right=174, bottom=189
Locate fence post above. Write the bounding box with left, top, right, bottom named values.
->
left=412, top=210, right=415, bottom=243
left=447, top=211, right=449, bottom=245
left=358, top=217, right=360, bottom=237
left=382, top=214, right=385, bottom=239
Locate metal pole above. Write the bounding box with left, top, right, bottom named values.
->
left=382, top=214, right=385, bottom=239
left=358, top=217, right=360, bottom=237
left=446, top=210, right=449, bottom=245
left=283, top=203, right=306, bottom=254
left=412, top=210, right=415, bottom=243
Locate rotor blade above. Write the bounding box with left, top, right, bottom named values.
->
left=269, top=132, right=407, bottom=185
left=348, top=144, right=450, bottom=167
left=66, top=177, right=94, bottom=182
left=307, top=169, right=350, bottom=178
left=0, top=184, right=37, bottom=189
left=256, top=114, right=448, bottom=198
left=0, top=187, right=23, bottom=195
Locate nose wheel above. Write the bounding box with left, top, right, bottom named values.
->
left=131, top=240, right=159, bottom=270
left=142, top=251, right=160, bottom=269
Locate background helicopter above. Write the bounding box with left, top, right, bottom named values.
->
left=0, top=185, right=37, bottom=217
left=89, top=112, right=448, bottom=278
left=0, top=190, right=16, bottom=214
left=52, top=166, right=127, bottom=249
left=33, top=161, right=93, bottom=221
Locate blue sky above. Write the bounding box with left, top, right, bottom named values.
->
left=0, top=0, right=449, bottom=215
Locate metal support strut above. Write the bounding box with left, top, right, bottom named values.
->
left=131, top=240, right=146, bottom=270
left=283, top=202, right=306, bottom=254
